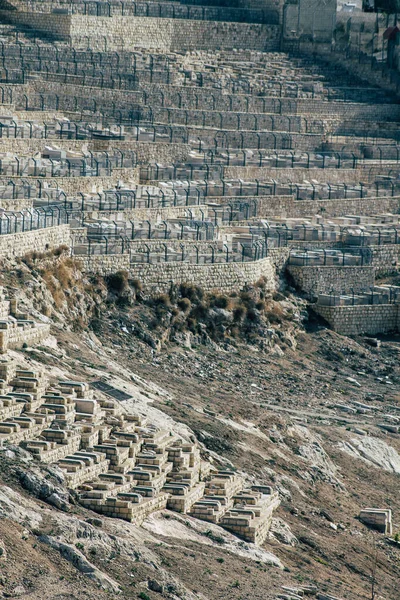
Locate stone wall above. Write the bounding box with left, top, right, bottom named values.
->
left=74, top=253, right=280, bottom=294
left=314, top=303, right=400, bottom=335
left=1, top=323, right=51, bottom=353
left=282, top=97, right=400, bottom=120
left=223, top=166, right=384, bottom=185
left=73, top=254, right=130, bottom=276
left=298, top=0, right=337, bottom=42
left=129, top=256, right=277, bottom=295
left=87, top=205, right=209, bottom=223
left=91, top=141, right=190, bottom=166
left=288, top=265, right=375, bottom=296
left=0, top=199, right=33, bottom=211
left=2, top=11, right=280, bottom=52
left=0, top=225, right=71, bottom=259
left=253, top=195, right=400, bottom=218
left=0, top=10, right=71, bottom=37
left=69, top=16, right=280, bottom=52
left=268, top=247, right=291, bottom=274
left=0, top=170, right=140, bottom=195
left=0, top=138, right=190, bottom=166
left=370, top=245, right=400, bottom=275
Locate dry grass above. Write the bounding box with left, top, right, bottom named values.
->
left=106, top=271, right=129, bottom=294
left=146, top=281, right=290, bottom=345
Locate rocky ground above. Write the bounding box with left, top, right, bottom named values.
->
left=0, top=254, right=399, bottom=600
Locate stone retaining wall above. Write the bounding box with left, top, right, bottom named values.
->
left=314, top=304, right=400, bottom=335
left=0, top=199, right=33, bottom=211
left=210, top=195, right=400, bottom=219
left=370, top=245, right=400, bottom=275
left=3, top=323, right=51, bottom=353
left=0, top=225, right=71, bottom=259
left=288, top=265, right=375, bottom=296
left=73, top=254, right=130, bottom=276
left=253, top=195, right=400, bottom=218
left=1, top=11, right=280, bottom=52
left=0, top=138, right=190, bottom=166
left=0, top=10, right=71, bottom=38
left=75, top=253, right=278, bottom=293
left=87, top=205, right=209, bottom=223
left=74, top=247, right=289, bottom=293
left=69, top=16, right=280, bottom=52
left=223, top=166, right=387, bottom=184
left=129, top=256, right=277, bottom=294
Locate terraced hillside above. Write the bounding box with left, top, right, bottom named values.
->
left=0, top=2, right=398, bottom=600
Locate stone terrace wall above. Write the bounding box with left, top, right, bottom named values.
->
left=2, top=11, right=280, bottom=51
left=268, top=247, right=291, bottom=273
left=0, top=199, right=33, bottom=211
left=370, top=245, right=400, bottom=276
left=74, top=253, right=281, bottom=293
left=253, top=195, right=400, bottom=218
left=314, top=304, right=400, bottom=335
left=0, top=225, right=71, bottom=259
left=0, top=10, right=71, bottom=38
left=69, top=16, right=280, bottom=52
left=211, top=195, right=400, bottom=219
left=0, top=138, right=190, bottom=166
left=73, top=254, right=130, bottom=276
left=1, top=170, right=139, bottom=195
left=88, top=205, right=209, bottom=222
left=92, top=141, right=190, bottom=165
left=129, top=256, right=277, bottom=294
left=288, top=265, right=375, bottom=296
left=223, top=166, right=386, bottom=185
left=285, top=98, right=400, bottom=120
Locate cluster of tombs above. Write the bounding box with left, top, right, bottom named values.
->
left=0, top=287, right=50, bottom=353
left=0, top=356, right=279, bottom=545
left=0, top=0, right=398, bottom=332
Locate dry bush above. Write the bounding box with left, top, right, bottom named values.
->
left=41, top=271, right=65, bottom=309
left=266, top=302, right=284, bottom=324
left=255, top=276, right=268, bottom=289
left=230, top=325, right=240, bottom=338
left=179, top=283, right=204, bottom=302
left=54, top=262, right=75, bottom=289
left=177, top=297, right=191, bottom=313
left=186, top=317, right=198, bottom=332
left=233, top=305, right=246, bottom=322
left=22, top=245, right=70, bottom=268
left=154, top=294, right=172, bottom=308
left=209, top=294, right=233, bottom=310
left=106, top=270, right=129, bottom=294
left=189, top=301, right=208, bottom=321
left=52, top=245, right=70, bottom=257
left=131, top=279, right=143, bottom=292
left=246, top=308, right=260, bottom=323
left=239, top=291, right=256, bottom=309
